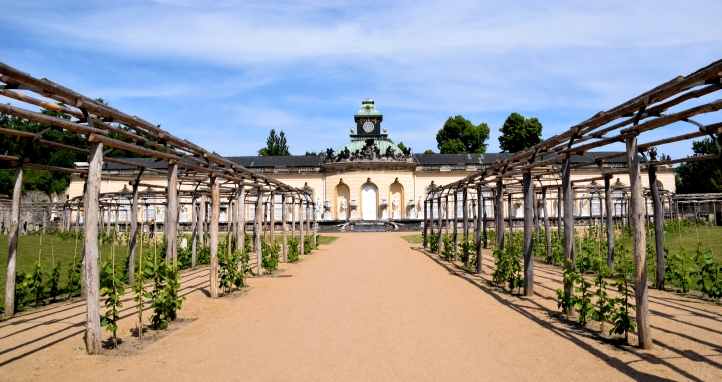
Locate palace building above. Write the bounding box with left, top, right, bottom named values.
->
left=64, top=99, right=676, bottom=225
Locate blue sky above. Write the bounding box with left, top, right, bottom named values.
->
left=1, top=0, right=720, bottom=157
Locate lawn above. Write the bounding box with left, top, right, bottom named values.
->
left=0, top=231, right=132, bottom=308
left=402, top=225, right=722, bottom=261
left=402, top=234, right=422, bottom=244
left=1, top=231, right=339, bottom=308
left=317, top=235, right=338, bottom=245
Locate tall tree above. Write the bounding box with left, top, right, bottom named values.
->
left=676, top=135, right=722, bottom=193
left=435, top=116, right=490, bottom=154
left=498, top=112, right=543, bottom=153
left=258, top=129, right=290, bottom=156
left=397, top=141, right=412, bottom=156
left=0, top=112, right=86, bottom=196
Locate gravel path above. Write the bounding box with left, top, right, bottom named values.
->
left=1, top=232, right=720, bottom=381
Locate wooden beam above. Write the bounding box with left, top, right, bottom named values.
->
left=562, top=156, right=575, bottom=314
left=523, top=171, right=534, bottom=296
left=626, top=135, right=652, bottom=349
left=281, top=194, right=288, bottom=262
left=83, top=142, right=103, bottom=354
left=648, top=155, right=666, bottom=290
left=495, top=180, right=505, bottom=250
left=127, top=169, right=143, bottom=284
left=165, top=162, right=178, bottom=264
left=604, top=175, right=615, bottom=269
left=3, top=166, right=22, bottom=319
left=209, top=177, right=220, bottom=298
left=475, top=184, right=483, bottom=273
left=255, top=190, right=263, bottom=275
left=542, top=187, right=552, bottom=263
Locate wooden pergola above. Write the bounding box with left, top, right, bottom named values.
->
left=422, top=59, right=722, bottom=349
left=0, top=62, right=317, bottom=354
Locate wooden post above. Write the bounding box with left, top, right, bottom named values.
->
left=507, top=191, right=513, bottom=237
left=648, top=154, right=666, bottom=290
left=462, top=187, right=469, bottom=266
left=255, top=191, right=264, bottom=275
left=281, top=194, right=288, bottom=262
left=263, top=199, right=268, bottom=241
left=209, top=177, right=220, bottom=298
left=3, top=166, right=22, bottom=318
left=556, top=186, right=563, bottom=237
left=523, top=171, right=534, bottom=296
left=306, top=202, right=312, bottom=246
left=238, top=187, right=245, bottom=253
left=626, top=135, right=652, bottom=349
left=128, top=170, right=142, bottom=284
left=83, top=142, right=103, bottom=354
left=269, top=192, right=275, bottom=243
left=542, top=187, right=552, bottom=262
left=226, top=197, right=233, bottom=256
left=436, top=196, right=443, bottom=255
left=191, top=196, right=198, bottom=267
left=299, top=199, right=305, bottom=256
left=475, top=184, right=483, bottom=273
left=291, top=197, right=296, bottom=238
left=482, top=188, right=488, bottom=249
left=198, top=194, right=206, bottom=249
left=165, top=162, right=178, bottom=264
left=495, top=180, right=505, bottom=250
left=562, top=156, right=575, bottom=312
left=604, top=175, right=615, bottom=269
left=312, top=203, right=318, bottom=248
left=452, top=191, right=459, bottom=258
left=423, top=200, right=429, bottom=248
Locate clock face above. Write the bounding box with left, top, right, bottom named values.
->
left=362, top=121, right=375, bottom=133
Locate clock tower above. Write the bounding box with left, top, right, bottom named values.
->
left=352, top=99, right=386, bottom=138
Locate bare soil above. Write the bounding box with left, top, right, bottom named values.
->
left=1, top=232, right=720, bottom=381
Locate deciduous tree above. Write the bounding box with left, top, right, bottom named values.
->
left=498, top=112, right=543, bottom=153
left=676, top=135, right=722, bottom=193
left=435, top=116, right=489, bottom=154
left=258, top=129, right=290, bottom=156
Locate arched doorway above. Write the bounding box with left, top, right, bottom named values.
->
left=361, top=181, right=378, bottom=220
left=336, top=181, right=350, bottom=220
left=389, top=179, right=404, bottom=219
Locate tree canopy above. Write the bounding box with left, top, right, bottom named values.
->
left=435, top=116, right=489, bottom=154
left=0, top=112, right=87, bottom=196
left=258, top=129, right=290, bottom=156
left=675, top=135, right=722, bottom=193
left=498, top=112, right=543, bottom=153
left=396, top=141, right=412, bottom=156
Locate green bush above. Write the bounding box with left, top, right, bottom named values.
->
left=100, top=260, right=125, bottom=347
left=48, top=262, right=62, bottom=302
left=144, top=257, right=184, bottom=330
left=693, top=246, right=722, bottom=299
left=492, top=234, right=523, bottom=293
left=666, top=248, right=695, bottom=293
left=66, top=259, right=82, bottom=299
left=219, top=248, right=247, bottom=294
left=441, top=234, right=456, bottom=261
left=288, top=237, right=300, bottom=262
left=262, top=241, right=280, bottom=272
left=428, top=234, right=440, bottom=253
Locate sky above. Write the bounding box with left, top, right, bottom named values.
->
left=1, top=0, right=720, bottom=157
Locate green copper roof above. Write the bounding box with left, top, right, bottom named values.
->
left=355, top=98, right=382, bottom=117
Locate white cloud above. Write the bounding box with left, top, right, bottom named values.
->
left=1, top=0, right=720, bottom=157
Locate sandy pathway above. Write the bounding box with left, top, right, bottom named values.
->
left=1, top=232, right=720, bottom=381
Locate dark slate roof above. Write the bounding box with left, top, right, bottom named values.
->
left=103, top=157, right=168, bottom=171
left=227, top=155, right=324, bottom=168
left=95, top=151, right=628, bottom=171
left=413, top=153, right=487, bottom=166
